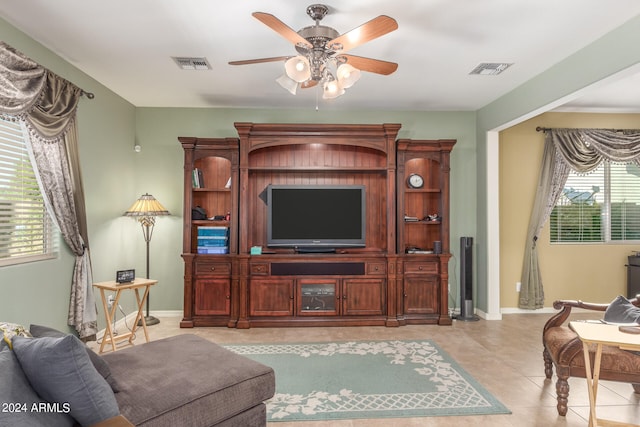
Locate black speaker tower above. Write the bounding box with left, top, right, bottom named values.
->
left=458, top=236, right=479, bottom=321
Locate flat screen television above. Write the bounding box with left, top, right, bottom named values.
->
left=267, top=184, right=366, bottom=249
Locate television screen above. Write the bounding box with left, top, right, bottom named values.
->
left=267, top=185, right=366, bottom=249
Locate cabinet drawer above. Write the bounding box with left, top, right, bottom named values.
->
left=404, top=261, right=438, bottom=274
left=367, top=262, right=386, bottom=275
left=251, top=263, right=269, bottom=275
left=195, top=261, right=231, bottom=275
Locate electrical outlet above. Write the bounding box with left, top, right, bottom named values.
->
left=448, top=282, right=451, bottom=293
left=516, top=282, right=521, bottom=292
left=107, top=294, right=115, bottom=308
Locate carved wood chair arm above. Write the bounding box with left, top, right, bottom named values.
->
left=552, top=299, right=609, bottom=311
left=544, top=297, right=640, bottom=334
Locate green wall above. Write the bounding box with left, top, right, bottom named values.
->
left=133, top=109, right=477, bottom=316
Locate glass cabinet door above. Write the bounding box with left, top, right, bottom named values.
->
left=298, top=280, right=337, bottom=316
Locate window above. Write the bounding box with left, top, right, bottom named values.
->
left=550, top=162, right=640, bottom=243
left=0, top=117, right=56, bottom=266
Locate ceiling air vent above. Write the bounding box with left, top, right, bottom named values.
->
left=469, top=62, right=513, bottom=76
left=172, top=57, right=212, bottom=70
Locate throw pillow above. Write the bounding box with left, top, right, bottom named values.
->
left=12, top=335, right=120, bottom=427
left=0, top=321, right=32, bottom=350
left=29, top=324, right=120, bottom=392
left=0, top=347, right=74, bottom=427
left=604, top=295, right=640, bottom=324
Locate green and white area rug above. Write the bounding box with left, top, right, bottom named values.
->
left=224, top=340, right=510, bottom=422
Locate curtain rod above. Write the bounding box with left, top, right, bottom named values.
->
left=536, top=126, right=639, bottom=133
left=81, top=90, right=94, bottom=99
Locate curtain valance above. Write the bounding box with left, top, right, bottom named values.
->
left=549, top=128, right=640, bottom=173
left=0, top=42, right=46, bottom=116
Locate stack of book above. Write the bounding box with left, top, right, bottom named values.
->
left=197, top=226, right=229, bottom=254
left=192, top=168, right=204, bottom=188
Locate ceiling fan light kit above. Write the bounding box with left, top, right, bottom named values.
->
left=230, top=4, right=398, bottom=102
left=284, top=56, right=311, bottom=82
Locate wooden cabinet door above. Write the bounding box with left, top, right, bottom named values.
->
left=342, top=279, right=386, bottom=316
left=403, top=275, right=438, bottom=315
left=249, top=279, right=294, bottom=316
left=194, top=279, right=231, bottom=315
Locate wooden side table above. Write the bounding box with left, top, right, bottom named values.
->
left=569, top=321, right=640, bottom=427
left=93, top=278, right=158, bottom=354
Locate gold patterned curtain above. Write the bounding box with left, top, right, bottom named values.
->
left=0, top=42, right=96, bottom=339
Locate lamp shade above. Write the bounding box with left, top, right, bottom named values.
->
left=276, top=74, right=299, bottom=95
left=124, top=193, right=170, bottom=217
left=336, top=63, right=361, bottom=89
left=322, top=76, right=345, bottom=99
left=284, top=56, right=311, bottom=83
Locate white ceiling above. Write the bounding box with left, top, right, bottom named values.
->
left=1, top=0, right=639, bottom=112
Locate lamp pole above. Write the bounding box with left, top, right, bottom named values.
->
left=138, top=215, right=159, bottom=326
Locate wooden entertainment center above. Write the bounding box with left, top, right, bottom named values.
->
left=179, top=123, right=455, bottom=328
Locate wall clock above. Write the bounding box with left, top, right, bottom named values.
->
left=407, top=173, right=424, bottom=189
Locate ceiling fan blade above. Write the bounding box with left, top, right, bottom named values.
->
left=341, top=54, right=398, bottom=75
left=228, top=56, right=290, bottom=66
left=252, top=12, right=312, bottom=49
left=328, top=15, right=398, bottom=53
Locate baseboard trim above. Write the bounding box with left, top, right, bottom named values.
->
left=150, top=310, right=183, bottom=318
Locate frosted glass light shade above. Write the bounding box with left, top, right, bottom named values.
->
left=322, top=77, right=345, bottom=99
left=284, top=56, right=311, bottom=83
left=276, top=74, right=298, bottom=95
left=336, top=64, right=361, bottom=88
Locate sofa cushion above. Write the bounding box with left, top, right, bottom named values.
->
left=604, top=295, right=640, bottom=324
left=29, top=323, right=120, bottom=392
left=102, top=334, right=275, bottom=427
left=12, top=335, right=120, bottom=427
left=0, top=347, right=75, bottom=427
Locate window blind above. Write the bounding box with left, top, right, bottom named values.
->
left=0, top=117, right=55, bottom=265
left=550, top=162, right=640, bottom=243
left=610, top=162, right=640, bottom=241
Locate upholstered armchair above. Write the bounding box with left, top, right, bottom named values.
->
left=542, top=298, right=640, bottom=416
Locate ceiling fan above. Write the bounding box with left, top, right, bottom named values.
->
left=229, top=4, right=398, bottom=99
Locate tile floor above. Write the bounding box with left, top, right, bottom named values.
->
left=92, top=313, right=640, bottom=426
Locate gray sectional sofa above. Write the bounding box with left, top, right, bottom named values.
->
left=1, top=324, right=275, bottom=427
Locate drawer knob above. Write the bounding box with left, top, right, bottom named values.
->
left=211, top=267, right=215, bottom=271
left=418, top=266, right=423, bottom=270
